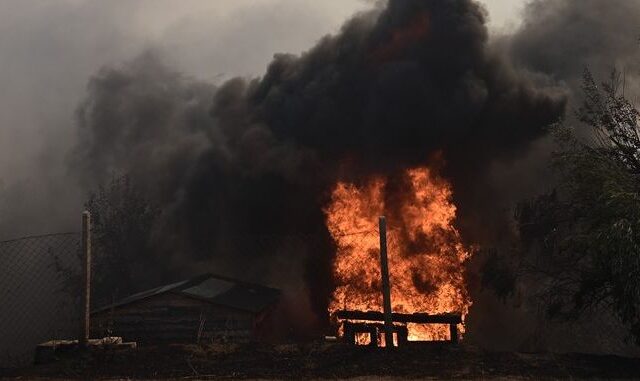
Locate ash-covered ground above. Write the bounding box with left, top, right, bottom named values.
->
left=2, top=342, right=640, bottom=380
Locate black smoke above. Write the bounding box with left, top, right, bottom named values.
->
left=72, top=0, right=567, bottom=335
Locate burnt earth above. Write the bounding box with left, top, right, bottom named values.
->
left=2, top=342, right=640, bottom=380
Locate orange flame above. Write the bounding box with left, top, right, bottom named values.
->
left=325, top=167, right=471, bottom=341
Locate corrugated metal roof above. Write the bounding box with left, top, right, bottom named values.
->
left=181, top=277, right=235, bottom=299
left=92, top=273, right=281, bottom=314
left=209, top=284, right=282, bottom=313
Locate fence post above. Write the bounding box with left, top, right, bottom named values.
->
left=378, top=216, right=394, bottom=348
left=80, top=211, right=91, bottom=348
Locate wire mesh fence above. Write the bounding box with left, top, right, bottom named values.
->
left=0, top=230, right=337, bottom=368
left=0, top=229, right=380, bottom=368
left=0, top=233, right=81, bottom=368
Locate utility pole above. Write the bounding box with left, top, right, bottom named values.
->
left=378, top=216, right=394, bottom=347
left=80, top=211, right=91, bottom=348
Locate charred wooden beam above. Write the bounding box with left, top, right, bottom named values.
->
left=449, top=323, right=459, bottom=343
left=335, top=310, right=462, bottom=325
left=342, top=321, right=410, bottom=347
left=378, top=216, right=394, bottom=348
left=343, top=321, right=378, bottom=347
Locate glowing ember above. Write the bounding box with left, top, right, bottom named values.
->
left=325, top=167, right=471, bottom=341
left=355, top=332, right=372, bottom=346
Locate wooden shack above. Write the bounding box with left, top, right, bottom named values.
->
left=91, top=273, right=281, bottom=343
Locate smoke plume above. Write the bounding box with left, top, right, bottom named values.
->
left=71, top=0, right=565, bottom=329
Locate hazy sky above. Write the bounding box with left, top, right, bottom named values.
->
left=482, top=0, right=527, bottom=30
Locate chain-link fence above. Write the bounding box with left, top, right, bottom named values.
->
left=0, top=230, right=335, bottom=368
left=0, top=233, right=81, bottom=368
left=0, top=229, right=379, bottom=368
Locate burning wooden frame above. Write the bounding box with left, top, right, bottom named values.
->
left=332, top=217, right=463, bottom=347
left=336, top=310, right=461, bottom=346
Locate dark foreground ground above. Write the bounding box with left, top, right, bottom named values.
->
left=2, top=342, right=640, bottom=380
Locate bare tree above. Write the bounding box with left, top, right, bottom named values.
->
left=86, top=174, right=160, bottom=305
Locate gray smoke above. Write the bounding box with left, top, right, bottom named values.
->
left=467, top=0, right=640, bottom=355
left=511, top=0, right=640, bottom=90
left=2, top=0, right=639, bottom=350
left=0, top=0, right=367, bottom=238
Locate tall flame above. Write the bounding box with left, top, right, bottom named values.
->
left=325, top=167, right=471, bottom=341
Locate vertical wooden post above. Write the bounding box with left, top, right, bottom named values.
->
left=80, top=211, right=91, bottom=348
left=378, top=216, right=394, bottom=348
left=450, top=323, right=459, bottom=344
left=343, top=321, right=355, bottom=345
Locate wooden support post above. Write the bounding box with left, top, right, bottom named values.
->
left=343, top=321, right=355, bottom=345
left=368, top=326, right=377, bottom=347
left=397, top=325, right=409, bottom=346
left=449, top=323, right=459, bottom=344
left=80, top=211, right=91, bottom=348
left=379, top=216, right=394, bottom=348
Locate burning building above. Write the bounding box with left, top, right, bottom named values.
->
left=326, top=167, right=470, bottom=346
